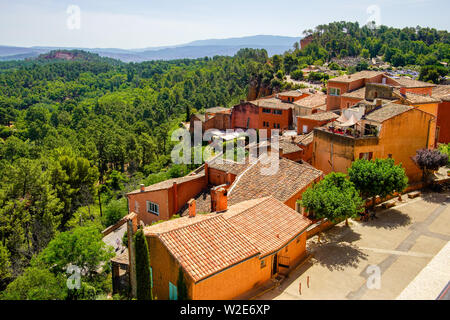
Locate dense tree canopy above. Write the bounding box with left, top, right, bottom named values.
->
left=348, top=159, right=408, bottom=208
left=301, top=172, right=364, bottom=224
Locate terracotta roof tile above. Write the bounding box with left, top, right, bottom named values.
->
left=145, top=196, right=312, bottom=282
left=389, top=77, right=436, bottom=88
left=207, top=159, right=250, bottom=175
left=224, top=197, right=311, bottom=257
left=293, top=94, right=327, bottom=109
left=364, top=103, right=414, bottom=123
left=228, top=158, right=323, bottom=206
left=432, top=85, right=450, bottom=101
left=341, top=87, right=366, bottom=99
left=329, top=71, right=385, bottom=83
left=156, top=216, right=259, bottom=282
left=250, top=98, right=294, bottom=110
left=127, top=173, right=205, bottom=195
left=299, top=111, right=339, bottom=121
left=278, top=89, right=310, bottom=97
left=205, top=107, right=231, bottom=114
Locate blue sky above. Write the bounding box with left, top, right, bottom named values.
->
left=0, top=0, right=448, bottom=49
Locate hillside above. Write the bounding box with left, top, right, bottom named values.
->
left=0, top=35, right=299, bottom=62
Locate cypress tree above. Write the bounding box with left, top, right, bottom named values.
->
left=134, top=228, right=152, bottom=300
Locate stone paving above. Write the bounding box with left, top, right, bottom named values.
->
left=258, top=191, right=450, bottom=300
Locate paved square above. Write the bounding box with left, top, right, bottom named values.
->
left=258, top=191, right=450, bottom=300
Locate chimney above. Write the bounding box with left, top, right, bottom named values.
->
left=375, top=99, right=382, bottom=107
left=140, top=184, right=145, bottom=192
left=226, top=172, right=233, bottom=186
left=188, top=199, right=196, bottom=218
left=211, top=185, right=228, bottom=212
left=204, top=162, right=209, bottom=184
left=173, top=182, right=178, bottom=213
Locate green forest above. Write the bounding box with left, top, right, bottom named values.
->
left=0, top=21, right=449, bottom=300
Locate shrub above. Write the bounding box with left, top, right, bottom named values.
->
left=103, top=198, right=127, bottom=227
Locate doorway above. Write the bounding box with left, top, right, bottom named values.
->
left=272, top=254, right=278, bottom=276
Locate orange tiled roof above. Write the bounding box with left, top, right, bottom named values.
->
left=341, top=87, right=366, bottom=99
left=394, top=90, right=441, bottom=104
left=145, top=196, right=312, bottom=282
left=299, top=111, right=339, bottom=121
left=228, top=158, right=323, bottom=206
left=155, top=215, right=259, bottom=282
left=278, top=89, right=310, bottom=97
left=127, top=173, right=205, bottom=195
left=250, top=97, right=294, bottom=110
left=207, top=158, right=250, bottom=175
left=329, top=71, right=385, bottom=83
left=432, top=85, right=450, bottom=102
left=293, top=93, right=327, bottom=109
left=224, top=197, right=311, bottom=257
left=388, top=77, right=436, bottom=88
left=365, top=103, right=414, bottom=123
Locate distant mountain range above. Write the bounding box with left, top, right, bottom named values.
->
left=0, top=35, right=300, bottom=62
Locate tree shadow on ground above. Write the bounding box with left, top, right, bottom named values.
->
left=420, top=188, right=450, bottom=204
left=359, top=209, right=412, bottom=230
left=308, top=241, right=368, bottom=272
left=326, top=225, right=362, bottom=243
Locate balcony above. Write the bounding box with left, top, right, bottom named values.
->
left=315, top=126, right=379, bottom=143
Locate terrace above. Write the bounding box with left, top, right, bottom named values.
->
left=316, top=121, right=380, bottom=140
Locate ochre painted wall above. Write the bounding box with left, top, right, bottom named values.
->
left=128, top=189, right=170, bottom=225
left=258, top=107, right=292, bottom=135
left=326, top=82, right=348, bottom=110
left=297, top=117, right=334, bottom=135
left=231, top=103, right=259, bottom=130
left=128, top=175, right=207, bottom=225
left=312, top=109, right=436, bottom=183
left=340, top=96, right=363, bottom=109
left=148, top=230, right=309, bottom=300
left=437, top=101, right=450, bottom=143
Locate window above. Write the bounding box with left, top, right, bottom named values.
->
left=262, top=108, right=271, bottom=114
left=388, top=154, right=393, bottom=159
left=273, top=109, right=282, bottom=115
left=169, top=282, right=178, bottom=300
left=150, top=267, right=153, bottom=288
left=295, top=202, right=302, bottom=214
left=147, top=201, right=159, bottom=215
left=329, top=88, right=341, bottom=96
left=359, top=152, right=373, bottom=160
left=260, top=259, right=266, bottom=268
left=302, top=125, right=308, bottom=134
left=273, top=123, right=280, bottom=129
left=263, top=121, right=269, bottom=127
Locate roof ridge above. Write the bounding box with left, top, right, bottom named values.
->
left=146, top=213, right=218, bottom=236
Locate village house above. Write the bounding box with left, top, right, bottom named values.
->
left=297, top=111, right=339, bottom=135
left=326, top=71, right=436, bottom=111
left=230, top=89, right=325, bottom=135
left=292, top=92, right=327, bottom=118
left=312, top=102, right=436, bottom=183
left=144, top=196, right=312, bottom=300
left=189, top=106, right=232, bottom=134
left=231, top=97, right=294, bottom=135
left=126, top=154, right=323, bottom=225
left=431, top=85, right=450, bottom=143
